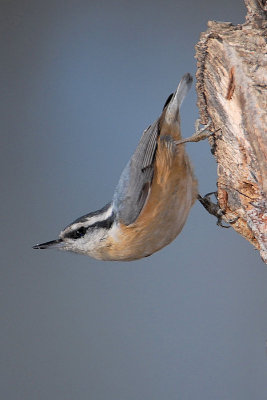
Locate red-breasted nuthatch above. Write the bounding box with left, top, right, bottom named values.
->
left=33, top=73, right=211, bottom=261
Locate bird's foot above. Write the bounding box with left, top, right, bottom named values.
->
left=175, top=119, right=219, bottom=145
left=198, top=191, right=238, bottom=228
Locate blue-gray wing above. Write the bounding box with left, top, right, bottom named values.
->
left=113, top=119, right=160, bottom=225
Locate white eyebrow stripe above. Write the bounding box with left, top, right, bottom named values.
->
left=84, top=205, right=114, bottom=226
left=61, top=204, right=115, bottom=237
left=88, top=205, right=113, bottom=225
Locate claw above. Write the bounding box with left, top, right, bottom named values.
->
left=198, top=192, right=238, bottom=228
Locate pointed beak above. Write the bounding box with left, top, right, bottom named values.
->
left=33, top=238, right=64, bottom=250
left=165, top=73, right=193, bottom=123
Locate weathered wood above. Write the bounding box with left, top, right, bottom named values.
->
left=195, top=0, right=267, bottom=263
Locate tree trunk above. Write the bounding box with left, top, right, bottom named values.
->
left=195, top=0, right=267, bottom=263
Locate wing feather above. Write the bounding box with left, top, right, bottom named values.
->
left=113, top=120, right=160, bottom=225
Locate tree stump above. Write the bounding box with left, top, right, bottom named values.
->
left=195, top=0, right=267, bottom=263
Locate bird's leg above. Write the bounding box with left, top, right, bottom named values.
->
left=175, top=119, right=219, bottom=145
left=197, top=192, right=238, bottom=228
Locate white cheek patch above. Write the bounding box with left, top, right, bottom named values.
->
left=67, top=228, right=108, bottom=255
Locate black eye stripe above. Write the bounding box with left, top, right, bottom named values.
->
left=64, top=213, right=115, bottom=240
left=66, top=227, right=87, bottom=239
left=89, top=215, right=114, bottom=230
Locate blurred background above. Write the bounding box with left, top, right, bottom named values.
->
left=1, top=0, right=267, bottom=399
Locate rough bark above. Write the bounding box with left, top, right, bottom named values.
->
left=195, top=0, right=267, bottom=263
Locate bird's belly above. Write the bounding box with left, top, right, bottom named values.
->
left=103, top=168, right=197, bottom=261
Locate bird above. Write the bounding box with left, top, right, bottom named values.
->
left=33, top=73, right=211, bottom=261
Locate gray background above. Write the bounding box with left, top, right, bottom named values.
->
left=1, top=1, right=267, bottom=399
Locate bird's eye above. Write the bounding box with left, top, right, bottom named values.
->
left=71, top=227, right=87, bottom=239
